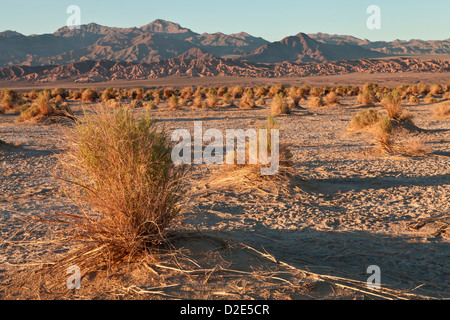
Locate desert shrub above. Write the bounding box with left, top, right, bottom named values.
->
left=217, top=86, right=228, bottom=97
left=430, top=84, right=443, bottom=95
left=271, top=93, right=290, bottom=115
left=106, top=99, right=123, bottom=109
left=59, top=108, right=185, bottom=266
left=82, top=89, right=98, bottom=103
left=256, top=98, right=266, bottom=106
left=71, top=90, right=83, bottom=100
left=129, top=99, right=144, bottom=109
left=163, top=88, right=175, bottom=99
left=29, top=90, right=40, bottom=100
left=310, top=87, right=322, bottom=97
left=17, top=94, right=74, bottom=123
left=409, top=96, right=420, bottom=104
left=254, top=86, right=268, bottom=98
left=168, top=94, right=179, bottom=110
left=398, top=137, right=430, bottom=156
left=418, top=83, right=430, bottom=95
left=206, top=92, right=218, bottom=109
left=433, top=101, right=450, bottom=119
left=381, top=90, right=403, bottom=120
left=357, top=90, right=375, bottom=106
left=324, top=92, right=339, bottom=105
left=52, top=88, right=68, bottom=99
left=307, top=96, right=325, bottom=108
left=231, top=85, right=244, bottom=99
left=239, top=94, right=256, bottom=109
left=425, top=93, right=437, bottom=104
left=55, top=95, right=64, bottom=104
left=222, top=93, right=233, bottom=105
left=194, top=87, right=204, bottom=100
left=268, top=84, right=284, bottom=97
left=180, top=87, right=194, bottom=100
left=371, top=116, right=394, bottom=153
left=101, top=88, right=116, bottom=101
left=1, top=89, right=19, bottom=110
left=349, top=109, right=382, bottom=130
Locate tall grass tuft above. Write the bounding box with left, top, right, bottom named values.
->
left=59, top=108, right=186, bottom=266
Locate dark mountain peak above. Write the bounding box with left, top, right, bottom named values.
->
left=0, top=30, right=24, bottom=37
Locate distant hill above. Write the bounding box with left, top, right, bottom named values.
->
left=1, top=57, right=449, bottom=83
left=240, top=33, right=387, bottom=63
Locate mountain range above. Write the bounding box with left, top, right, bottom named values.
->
left=1, top=19, right=450, bottom=68
left=0, top=19, right=449, bottom=83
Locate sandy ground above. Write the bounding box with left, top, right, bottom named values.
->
left=0, top=93, right=449, bottom=300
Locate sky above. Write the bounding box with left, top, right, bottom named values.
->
left=0, top=0, right=449, bottom=42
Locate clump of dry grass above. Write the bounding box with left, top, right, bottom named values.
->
left=433, top=101, right=450, bottom=119
left=271, top=93, right=290, bottom=115
left=381, top=90, right=407, bottom=121
left=430, top=84, right=443, bottom=95
left=1, top=89, right=20, bottom=112
left=128, top=99, right=144, bottom=109
left=371, top=116, right=394, bottom=154
left=324, top=92, right=340, bottom=106
left=82, top=89, right=98, bottom=103
left=101, top=88, right=116, bottom=101
left=239, top=94, right=255, bottom=109
left=357, top=90, right=375, bottom=106
left=206, top=92, right=218, bottom=109
left=307, top=96, right=324, bottom=108
left=223, top=116, right=293, bottom=182
left=57, top=107, right=186, bottom=268
left=168, top=94, right=180, bottom=110
left=348, top=109, right=383, bottom=131
left=397, top=136, right=431, bottom=156
left=17, top=93, right=75, bottom=123
left=409, top=96, right=420, bottom=104
left=425, top=93, right=437, bottom=104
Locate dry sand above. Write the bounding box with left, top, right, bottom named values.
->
left=0, top=91, right=449, bottom=300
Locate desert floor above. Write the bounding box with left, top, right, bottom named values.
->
left=0, top=87, right=449, bottom=300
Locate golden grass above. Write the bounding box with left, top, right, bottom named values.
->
left=17, top=94, right=75, bottom=123
left=307, top=96, right=324, bottom=108
left=271, top=93, right=290, bottom=115
left=56, top=107, right=186, bottom=270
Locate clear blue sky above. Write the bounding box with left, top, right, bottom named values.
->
left=1, top=0, right=449, bottom=42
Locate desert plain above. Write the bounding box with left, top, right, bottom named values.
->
left=0, top=72, right=449, bottom=300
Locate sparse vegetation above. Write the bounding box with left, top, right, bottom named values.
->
left=307, top=96, right=325, bottom=108
left=17, top=93, right=75, bottom=123
left=324, top=92, right=339, bottom=105
left=381, top=90, right=403, bottom=120
left=271, top=93, right=290, bottom=115
left=349, top=109, right=383, bottom=130
left=82, top=89, right=98, bottom=103
left=239, top=94, right=255, bottom=109
left=357, top=90, right=375, bottom=106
